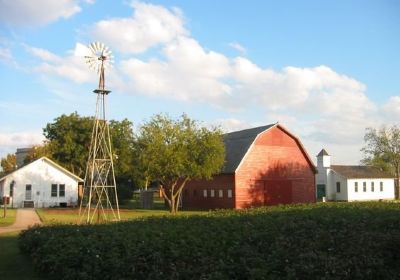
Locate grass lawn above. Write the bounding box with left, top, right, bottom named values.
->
left=36, top=208, right=207, bottom=225
left=0, top=208, right=17, bottom=227
left=0, top=231, right=42, bottom=280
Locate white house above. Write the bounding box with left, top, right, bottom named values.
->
left=0, top=157, right=83, bottom=208
left=315, top=149, right=395, bottom=201
left=316, top=149, right=395, bottom=201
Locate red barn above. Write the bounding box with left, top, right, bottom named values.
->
left=182, top=123, right=316, bottom=209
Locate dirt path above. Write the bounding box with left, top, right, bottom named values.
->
left=0, top=209, right=42, bottom=234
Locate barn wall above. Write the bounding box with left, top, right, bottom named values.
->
left=182, top=174, right=235, bottom=209
left=235, top=126, right=315, bottom=209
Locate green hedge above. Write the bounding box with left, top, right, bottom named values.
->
left=19, top=202, right=400, bottom=279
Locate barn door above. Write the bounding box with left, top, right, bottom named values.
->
left=264, top=180, right=292, bottom=205
left=25, top=184, right=32, bottom=200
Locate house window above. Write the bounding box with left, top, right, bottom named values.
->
left=363, top=182, right=367, bottom=192
left=210, top=189, right=215, bottom=197
left=219, top=189, right=223, bottom=198
left=51, top=184, right=58, bottom=197
left=227, top=189, right=232, bottom=198
left=380, top=182, right=383, bottom=192
left=9, top=183, right=14, bottom=197
left=371, top=182, right=374, bottom=192
left=59, top=184, right=65, bottom=197
left=336, top=182, right=340, bottom=193
left=193, top=189, right=197, bottom=197
left=354, top=182, right=358, bottom=192
left=203, top=189, right=207, bottom=198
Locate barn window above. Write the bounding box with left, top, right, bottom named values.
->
left=336, top=182, right=340, bottom=193
left=51, top=184, right=58, bottom=197
left=363, top=182, right=367, bottom=192
left=203, top=189, right=207, bottom=198
left=227, top=189, right=232, bottom=198
left=371, top=182, right=374, bottom=192
left=380, top=182, right=383, bottom=192
left=59, top=184, right=65, bottom=197
left=354, top=182, right=358, bottom=192
left=210, top=189, right=215, bottom=197
left=219, top=189, right=223, bottom=198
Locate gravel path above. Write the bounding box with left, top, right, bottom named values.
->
left=0, top=209, right=42, bottom=234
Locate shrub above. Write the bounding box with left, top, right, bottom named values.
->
left=19, top=202, right=400, bottom=279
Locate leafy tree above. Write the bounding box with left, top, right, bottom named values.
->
left=43, top=112, right=92, bottom=177
left=361, top=126, right=400, bottom=198
left=24, top=143, right=53, bottom=164
left=0, top=153, right=16, bottom=175
left=42, top=112, right=136, bottom=201
left=135, top=114, right=225, bottom=213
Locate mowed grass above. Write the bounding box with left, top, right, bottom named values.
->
left=36, top=208, right=207, bottom=225
left=0, top=231, right=42, bottom=280
left=0, top=208, right=17, bottom=227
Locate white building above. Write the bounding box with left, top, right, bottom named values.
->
left=0, top=157, right=83, bottom=208
left=316, top=149, right=395, bottom=201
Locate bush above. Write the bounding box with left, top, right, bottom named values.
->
left=19, top=202, right=400, bottom=279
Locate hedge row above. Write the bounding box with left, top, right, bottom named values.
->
left=19, top=202, right=400, bottom=279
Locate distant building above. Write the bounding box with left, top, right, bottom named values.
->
left=0, top=157, right=83, bottom=208
left=183, top=123, right=317, bottom=209
left=16, top=147, right=32, bottom=168
left=316, top=149, right=395, bottom=201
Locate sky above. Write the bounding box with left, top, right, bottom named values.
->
left=0, top=0, right=399, bottom=164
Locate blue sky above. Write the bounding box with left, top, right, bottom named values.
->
left=0, top=0, right=399, bottom=164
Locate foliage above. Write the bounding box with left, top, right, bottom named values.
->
left=0, top=153, right=16, bottom=175
left=362, top=125, right=400, bottom=198
left=41, top=112, right=136, bottom=200
left=20, top=202, right=400, bottom=280
left=24, top=144, right=53, bottom=164
left=134, top=114, right=225, bottom=213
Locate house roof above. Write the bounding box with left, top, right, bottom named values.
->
left=222, top=124, right=275, bottom=173
left=0, top=157, right=83, bottom=182
left=317, top=149, right=329, bottom=157
left=222, top=124, right=316, bottom=174
left=330, top=165, right=394, bottom=179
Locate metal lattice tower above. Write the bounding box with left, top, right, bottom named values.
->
left=79, top=42, right=120, bottom=223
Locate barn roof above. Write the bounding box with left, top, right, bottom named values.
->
left=222, top=124, right=275, bottom=173
left=0, top=157, right=83, bottom=182
left=317, top=149, right=330, bottom=156
left=330, top=165, right=394, bottom=179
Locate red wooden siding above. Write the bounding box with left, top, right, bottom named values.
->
left=235, top=126, right=315, bottom=208
left=183, top=124, right=315, bottom=210
left=182, top=174, right=235, bottom=209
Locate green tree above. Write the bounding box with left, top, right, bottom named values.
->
left=42, top=112, right=136, bottom=201
left=135, top=114, right=225, bottom=213
left=0, top=153, right=16, bottom=175
left=361, top=125, right=400, bottom=198
left=24, top=143, right=53, bottom=164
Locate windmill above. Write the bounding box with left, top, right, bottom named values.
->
left=79, top=42, right=120, bottom=223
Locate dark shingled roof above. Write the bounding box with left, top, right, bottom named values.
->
left=317, top=149, right=329, bottom=157
left=222, top=124, right=275, bottom=173
left=331, top=165, right=394, bottom=179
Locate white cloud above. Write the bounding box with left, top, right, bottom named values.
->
left=0, top=47, right=12, bottom=62
left=90, top=1, right=188, bottom=54
left=382, top=96, right=400, bottom=123
left=229, top=42, right=247, bottom=55
left=27, top=43, right=94, bottom=84
left=0, top=131, right=44, bottom=159
left=0, top=0, right=81, bottom=26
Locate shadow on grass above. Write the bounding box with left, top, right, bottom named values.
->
left=0, top=232, right=42, bottom=280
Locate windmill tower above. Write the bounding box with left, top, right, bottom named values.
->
left=79, top=42, right=120, bottom=223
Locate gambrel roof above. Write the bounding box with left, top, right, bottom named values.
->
left=331, top=165, right=394, bottom=179
left=222, top=124, right=316, bottom=173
